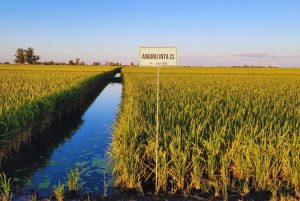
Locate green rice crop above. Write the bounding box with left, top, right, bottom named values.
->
left=53, top=182, right=64, bottom=201
left=0, top=65, right=116, bottom=145
left=67, top=168, right=83, bottom=192
left=111, top=67, right=300, bottom=198
left=0, top=171, right=11, bottom=201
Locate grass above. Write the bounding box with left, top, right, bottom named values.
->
left=0, top=65, right=117, bottom=147
left=53, top=182, right=64, bottom=201
left=0, top=172, right=11, bottom=201
left=29, top=193, right=37, bottom=201
left=1, top=168, right=88, bottom=200
left=67, top=168, right=85, bottom=192
left=111, top=67, right=300, bottom=198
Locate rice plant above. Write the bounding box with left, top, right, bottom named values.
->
left=0, top=65, right=117, bottom=147
left=53, top=182, right=64, bottom=201
left=29, top=193, right=37, bottom=201
left=67, top=167, right=86, bottom=192
left=0, top=172, right=12, bottom=201
left=111, top=67, right=300, bottom=199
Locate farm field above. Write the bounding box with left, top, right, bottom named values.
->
left=0, top=65, right=116, bottom=149
left=111, top=67, right=300, bottom=199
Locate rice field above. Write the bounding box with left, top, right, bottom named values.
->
left=0, top=65, right=116, bottom=145
left=111, top=67, right=300, bottom=198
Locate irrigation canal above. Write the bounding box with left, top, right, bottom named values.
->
left=0, top=73, right=122, bottom=197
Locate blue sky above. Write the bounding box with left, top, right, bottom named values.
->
left=0, top=0, right=299, bottom=66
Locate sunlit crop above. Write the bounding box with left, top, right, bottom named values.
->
left=111, top=67, right=300, bottom=198
left=0, top=65, right=116, bottom=145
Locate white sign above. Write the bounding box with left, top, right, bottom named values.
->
left=139, top=47, right=178, bottom=66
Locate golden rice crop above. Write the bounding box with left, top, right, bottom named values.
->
left=111, top=67, right=300, bottom=198
left=0, top=65, right=116, bottom=144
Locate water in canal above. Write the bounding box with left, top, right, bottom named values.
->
left=0, top=82, right=122, bottom=196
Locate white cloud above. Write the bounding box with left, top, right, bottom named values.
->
left=232, top=50, right=274, bottom=58
left=232, top=50, right=300, bottom=59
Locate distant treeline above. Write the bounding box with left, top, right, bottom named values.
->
left=0, top=61, right=125, bottom=66
left=0, top=63, right=280, bottom=68
left=0, top=47, right=281, bottom=67
left=43, top=59, right=124, bottom=66
left=37, top=60, right=123, bottom=66
left=1, top=47, right=132, bottom=66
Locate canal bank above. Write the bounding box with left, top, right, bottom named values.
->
left=0, top=68, right=119, bottom=160
left=0, top=69, right=122, bottom=198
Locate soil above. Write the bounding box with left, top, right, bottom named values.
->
left=13, top=191, right=272, bottom=201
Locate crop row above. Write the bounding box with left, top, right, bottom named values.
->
left=111, top=67, right=300, bottom=198
left=0, top=65, right=116, bottom=146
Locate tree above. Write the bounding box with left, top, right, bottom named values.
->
left=80, top=61, right=85, bottom=66
left=93, top=62, right=100, bottom=66
left=131, top=62, right=134, bottom=66
left=15, top=48, right=26, bottom=64
left=69, top=60, right=74, bottom=65
left=44, top=61, right=54, bottom=65
left=25, top=47, right=40, bottom=64
left=75, top=58, right=80, bottom=65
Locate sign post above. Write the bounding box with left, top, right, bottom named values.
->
left=139, top=46, right=178, bottom=193
left=155, top=62, right=160, bottom=193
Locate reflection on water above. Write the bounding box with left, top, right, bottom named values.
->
left=0, top=83, right=122, bottom=196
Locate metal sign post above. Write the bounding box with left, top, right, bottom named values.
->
left=155, top=63, right=160, bottom=193
left=138, top=46, right=178, bottom=193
